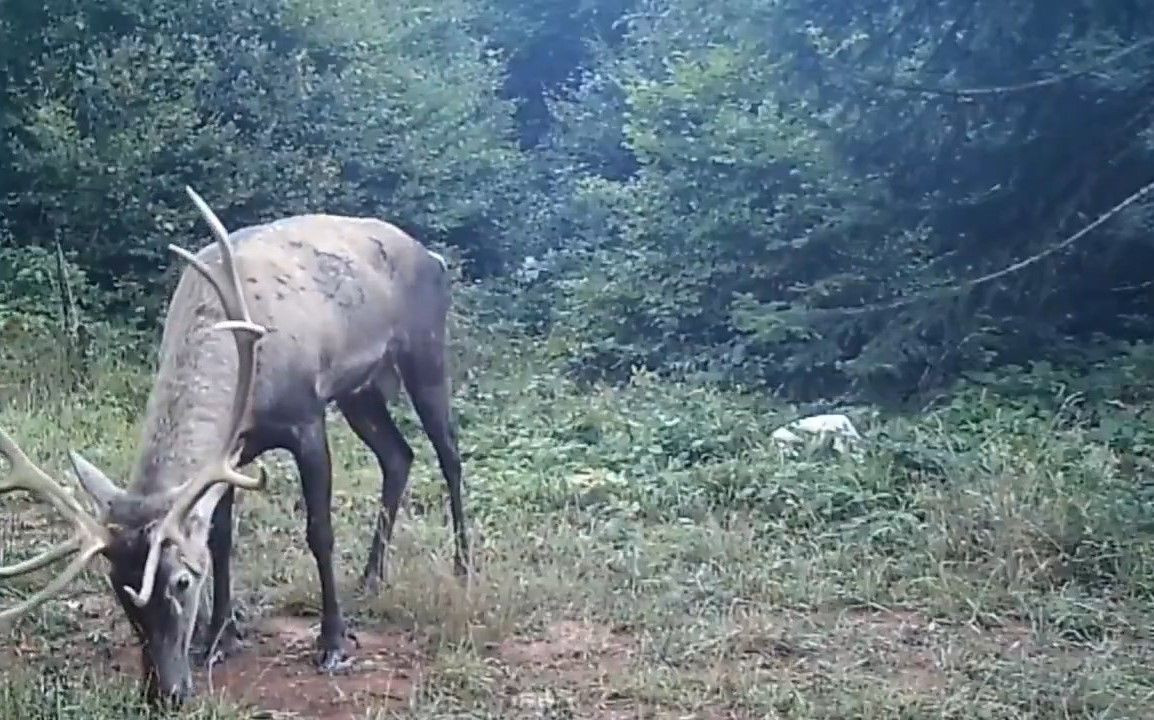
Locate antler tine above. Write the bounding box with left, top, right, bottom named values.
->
left=0, top=537, right=80, bottom=578
left=124, top=187, right=270, bottom=608
left=0, top=545, right=106, bottom=621
left=0, top=428, right=109, bottom=620
left=0, top=430, right=102, bottom=531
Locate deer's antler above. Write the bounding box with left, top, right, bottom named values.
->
left=0, top=430, right=110, bottom=620
left=124, top=187, right=269, bottom=607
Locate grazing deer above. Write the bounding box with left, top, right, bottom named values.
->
left=0, top=187, right=469, bottom=706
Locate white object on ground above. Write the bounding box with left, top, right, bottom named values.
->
left=771, top=413, right=862, bottom=455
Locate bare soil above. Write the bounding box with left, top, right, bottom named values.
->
left=104, top=616, right=421, bottom=720
left=98, top=615, right=641, bottom=719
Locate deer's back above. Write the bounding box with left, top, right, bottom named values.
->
left=164, top=214, right=447, bottom=413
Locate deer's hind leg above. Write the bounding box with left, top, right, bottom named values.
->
left=336, top=378, right=414, bottom=594
left=398, top=347, right=470, bottom=578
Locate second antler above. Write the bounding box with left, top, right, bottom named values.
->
left=123, top=187, right=270, bottom=607
left=0, top=430, right=109, bottom=620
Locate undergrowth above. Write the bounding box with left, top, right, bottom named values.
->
left=2, top=303, right=1154, bottom=719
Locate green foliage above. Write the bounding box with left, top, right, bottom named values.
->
left=3, top=0, right=1154, bottom=400
left=477, top=0, right=636, bottom=146
left=529, top=1, right=904, bottom=394
left=440, top=342, right=1154, bottom=608
left=1, top=0, right=531, bottom=319
left=0, top=246, right=86, bottom=322
left=516, top=0, right=1154, bottom=401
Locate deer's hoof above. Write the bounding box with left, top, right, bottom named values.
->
left=314, top=647, right=355, bottom=673
left=314, top=629, right=359, bottom=673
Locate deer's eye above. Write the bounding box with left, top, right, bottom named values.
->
left=171, top=570, right=192, bottom=595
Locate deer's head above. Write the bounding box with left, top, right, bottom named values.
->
left=0, top=187, right=268, bottom=707
left=70, top=454, right=234, bottom=703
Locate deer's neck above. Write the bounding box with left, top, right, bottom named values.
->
left=129, top=277, right=242, bottom=495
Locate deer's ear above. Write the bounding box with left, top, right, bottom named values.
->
left=68, top=450, right=125, bottom=514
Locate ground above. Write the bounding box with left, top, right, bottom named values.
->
left=114, top=616, right=420, bottom=719
left=108, top=608, right=1048, bottom=719
left=5, top=475, right=1151, bottom=720
left=2, top=339, right=1154, bottom=719
left=152, top=608, right=1099, bottom=720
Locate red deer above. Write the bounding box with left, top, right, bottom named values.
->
left=0, top=187, right=469, bottom=705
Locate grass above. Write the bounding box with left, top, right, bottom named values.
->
left=2, top=315, right=1154, bottom=719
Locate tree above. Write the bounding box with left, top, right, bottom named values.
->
left=529, top=0, right=1154, bottom=402
left=1, top=0, right=531, bottom=319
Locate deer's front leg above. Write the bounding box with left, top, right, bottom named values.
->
left=194, top=485, right=244, bottom=667
left=292, top=420, right=356, bottom=672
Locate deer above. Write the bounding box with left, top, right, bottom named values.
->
left=0, top=187, right=469, bottom=706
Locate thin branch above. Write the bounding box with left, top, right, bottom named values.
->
left=785, top=178, right=1154, bottom=321
left=851, top=36, right=1154, bottom=100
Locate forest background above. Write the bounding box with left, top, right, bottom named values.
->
left=2, top=2, right=1154, bottom=717
left=3, top=0, right=1152, bottom=406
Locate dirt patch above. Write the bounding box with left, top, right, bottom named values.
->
left=494, top=619, right=649, bottom=718
left=497, top=619, right=636, bottom=685
left=106, top=616, right=422, bottom=720
left=205, top=617, right=421, bottom=719
left=71, top=612, right=643, bottom=718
